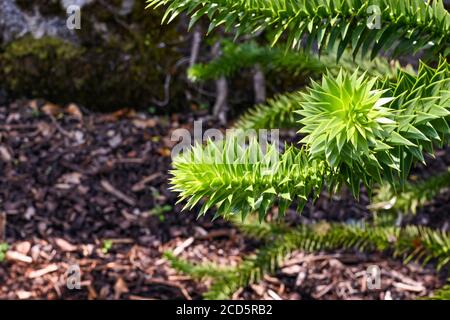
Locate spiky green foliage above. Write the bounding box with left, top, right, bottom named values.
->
left=298, top=69, right=397, bottom=196
left=171, top=60, right=450, bottom=220
left=299, top=59, right=450, bottom=197
left=429, top=282, right=450, bottom=300
left=233, top=60, right=410, bottom=131
left=238, top=220, right=450, bottom=272
left=152, top=0, right=450, bottom=301
left=189, top=41, right=404, bottom=82
left=196, top=41, right=408, bottom=131
left=0, top=243, right=8, bottom=263
left=229, top=47, right=411, bottom=131
left=166, top=221, right=450, bottom=299
left=164, top=251, right=232, bottom=278
left=371, top=167, right=450, bottom=214
left=171, top=135, right=328, bottom=220
left=149, top=0, right=450, bottom=220
left=232, top=216, right=290, bottom=240
left=380, top=59, right=450, bottom=184
left=188, top=41, right=325, bottom=81
left=233, top=91, right=302, bottom=130
left=148, top=0, right=450, bottom=60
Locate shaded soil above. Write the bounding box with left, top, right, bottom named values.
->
left=0, top=100, right=448, bottom=300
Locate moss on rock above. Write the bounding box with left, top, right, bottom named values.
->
left=0, top=1, right=184, bottom=112
left=15, top=0, right=64, bottom=16
left=1, top=37, right=84, bottom=101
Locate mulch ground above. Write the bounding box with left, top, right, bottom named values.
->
left=0, top=100, right=448, bottom=300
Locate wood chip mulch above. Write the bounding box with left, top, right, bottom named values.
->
left=0, top=100, right=447, bottom=300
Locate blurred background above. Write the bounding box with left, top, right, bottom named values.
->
left=0, top=0, right=328, bottom=117
left=0, top=0, right=449, bottom=301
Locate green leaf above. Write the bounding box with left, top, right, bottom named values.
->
left=387, top=132, right=416, bottom=147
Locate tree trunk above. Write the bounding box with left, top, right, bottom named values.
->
left=0, top=211, right=5, bottom=241
left=253, top=64, right=266, bottom=104
left=212, top=42, right=229, bottom=124
left=189, top=27, right=202, bottom=69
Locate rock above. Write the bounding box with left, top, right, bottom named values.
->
left=23, top=10, right=76, bottom=42
left=0, top=0, right=76, bottom=44
left=0, top=0, right=184, bottom=111
left=0, top=0, right=29, bottom=43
